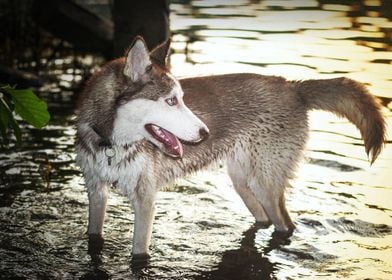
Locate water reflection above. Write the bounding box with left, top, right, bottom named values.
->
left=196, top=224, right=291, bottom=280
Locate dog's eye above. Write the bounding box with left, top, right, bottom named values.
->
left=165, top=96, right=178, bottom=106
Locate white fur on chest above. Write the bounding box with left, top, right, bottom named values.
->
left=76, top=145, right=149, bottom=198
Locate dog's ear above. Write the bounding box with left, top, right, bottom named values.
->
left=124, top=36, right=152, bottom=82
left=150, top=38, right=171, bottom=68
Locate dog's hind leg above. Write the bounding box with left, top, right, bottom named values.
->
left=248, top=178, right=294, bottom=234
left=279, top=191, right=294, bottom=232
left=227, top=160, right=271, bottom=226
left=248, top=132, right=305, bottom=234
left=244, top=150, right=296, bottom=233
left=87, top=180, right=109, bottom=235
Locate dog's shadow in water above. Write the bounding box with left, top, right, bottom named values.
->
left=80, top=226, right=290, bottom=279
left=196, top=224, right=291, bottom=280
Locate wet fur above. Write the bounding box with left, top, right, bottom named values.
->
left=76, top=38, right=386, bottom=257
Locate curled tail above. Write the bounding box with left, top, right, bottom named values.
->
left=294, top=77, right=386, bottom=164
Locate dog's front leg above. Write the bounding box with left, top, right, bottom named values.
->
left=87, top=180, right=108, bottom=236
left=131, top=187, right=157, bottom=258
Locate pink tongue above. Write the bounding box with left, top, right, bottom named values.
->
left=146, top=124, right=183, bottom=158
left=160, top=127, right=183, bottom=157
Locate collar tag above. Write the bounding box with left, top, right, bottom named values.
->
left=105, top=147, right=116, bottom=166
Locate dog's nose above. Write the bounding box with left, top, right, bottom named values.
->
left=199, top=127, right=210, bottom=139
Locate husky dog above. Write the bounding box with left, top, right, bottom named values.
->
left=76, top=36, right=386, bottom=258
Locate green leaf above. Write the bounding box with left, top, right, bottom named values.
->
left=9, top=89, right=50, bottom=128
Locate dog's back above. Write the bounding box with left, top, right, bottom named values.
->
left=177, top=74, right=385, bottom=166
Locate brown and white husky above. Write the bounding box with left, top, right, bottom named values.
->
left=75, top=36, right=386, bottom=258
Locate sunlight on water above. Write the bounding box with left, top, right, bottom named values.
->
left=169, top=0, right=392, bottom=279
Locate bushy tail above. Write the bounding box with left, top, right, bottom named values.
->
left=294, top=77, right=386, bottom=164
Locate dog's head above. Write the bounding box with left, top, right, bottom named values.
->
left=112, top=37, right=209, bottom=158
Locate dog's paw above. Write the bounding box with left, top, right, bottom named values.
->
left=88, top=234, right=104, bottom=255
left=272, top=227, right=294, bottom=239
left=131, top=253, right=151, bottom=271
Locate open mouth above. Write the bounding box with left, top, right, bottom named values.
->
left=145, top=124, right=183, bottom=158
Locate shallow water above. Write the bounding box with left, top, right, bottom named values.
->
left=1, top=0, right=392, bottom=279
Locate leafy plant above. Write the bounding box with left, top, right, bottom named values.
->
left=0, top=84, right=50, bottom=147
